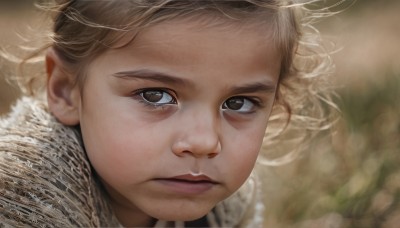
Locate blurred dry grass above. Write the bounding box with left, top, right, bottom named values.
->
left=260, top=1, right=400, bottom=228
left=1, top=1, right=399, bottom=228
left=0, top=2, right=35, bottom=113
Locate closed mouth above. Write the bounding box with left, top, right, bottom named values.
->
left=153, top=174, right=218, bottom=194
left=156, top=174, right=218, bottom=184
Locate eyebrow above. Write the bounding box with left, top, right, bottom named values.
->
left=112, top=69, right=193, bottom=87
left=229, top=82, right=277, bottom=95
left=112, top=69, right=276, bottom=94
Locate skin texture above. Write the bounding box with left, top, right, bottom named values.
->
left=47, top=18, right=281, bottom=227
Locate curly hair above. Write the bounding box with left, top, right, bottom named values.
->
left=3, top=0, right=350, bottom=165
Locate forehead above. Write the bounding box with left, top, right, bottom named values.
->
left=111, top=16, right=280, bottom=68
left=88, top=17, right=282, bottom=89
left=110, top=11, right=276, bottom=48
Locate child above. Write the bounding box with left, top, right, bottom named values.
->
left=0, top=0, right=336, bottom=227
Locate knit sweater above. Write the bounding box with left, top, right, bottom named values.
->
left=0, top=97, right=264, bottom=227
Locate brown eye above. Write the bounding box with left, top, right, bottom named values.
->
left=142, top=90, right=162, bottom=102
left=140, top=89, right=175, bottom=105
left=225, top=97, right=245, bottom=110
left=222, top=97, right=256, bottom=113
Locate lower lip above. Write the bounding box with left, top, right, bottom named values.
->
left=155, top=179, right=215, bottom=195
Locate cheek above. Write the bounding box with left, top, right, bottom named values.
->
left=222, top=121, right=267, bottom=189
left=80, top=110, right=163, bottom=184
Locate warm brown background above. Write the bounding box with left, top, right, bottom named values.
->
left=1, top=1, right=399, bottom=227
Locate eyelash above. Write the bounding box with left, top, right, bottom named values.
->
left=132, top=88, right=263, bottom=113
left=222, top=96, right=262, bottom=114
left=132, top=88, right=177, bottom=109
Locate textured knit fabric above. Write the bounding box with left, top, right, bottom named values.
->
left=0, top=97, right=264, bottom=227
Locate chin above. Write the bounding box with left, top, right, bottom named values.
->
left=157, top=212, right=207, bottom=222
left=148, top=202, right=214, bottom=222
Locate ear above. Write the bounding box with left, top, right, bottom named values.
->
left=46, top=47, right=80, bottom=126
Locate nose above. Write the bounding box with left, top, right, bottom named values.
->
left=171, top=110, right=221, bottom=159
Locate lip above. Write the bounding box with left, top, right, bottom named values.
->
left=154, top=174, right=218, bottom=195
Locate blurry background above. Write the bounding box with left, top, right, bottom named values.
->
left=1, top=1, right=399, bottom=227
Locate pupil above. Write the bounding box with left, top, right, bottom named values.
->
left=143, top=91, right=163, bottom=102
left=227, top=98, right=244, bottom=110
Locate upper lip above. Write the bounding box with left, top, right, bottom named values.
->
left=158, top=174, right=218, bottom=184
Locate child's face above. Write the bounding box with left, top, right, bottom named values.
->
left=77, top=18, right=280, bottom=223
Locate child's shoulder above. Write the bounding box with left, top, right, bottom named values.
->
left=0, top=97, right=117, bottom=227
